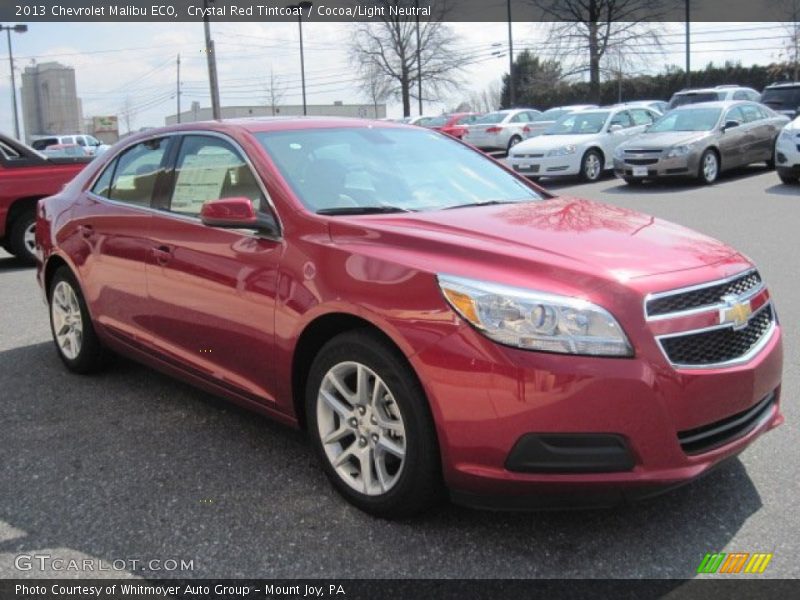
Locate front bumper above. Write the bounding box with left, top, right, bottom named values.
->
left=613, top=152, right=701, bottom=180
left=410, top=317, right=783, bottom=507
left=507, top=152, right=582, bottom=177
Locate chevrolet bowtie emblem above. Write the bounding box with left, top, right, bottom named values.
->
left=720, top=295, right=753, bottom=329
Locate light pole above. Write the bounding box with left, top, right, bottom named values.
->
left=414, top=0, right=422, bottom=115
left=684, top=0, right=691, bottom=88
left=1, top=24, right=27, bottom=140
left=507, top=0, right=515, bottom=107
left=287, top=2, right=313, bottom=116
left=202, top=0, right=221, bottom=119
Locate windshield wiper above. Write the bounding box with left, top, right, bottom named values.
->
left=316, top=205, right=412, bottom=216
left=443, top=200, right=520, bottom=210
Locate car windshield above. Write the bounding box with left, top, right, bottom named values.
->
left=761, top=87, right=800, bottom=109
left=669, top=92, right=721, bottom=108
left=472, top=112, right=507, bottom=124
left=648, top=108, right=722, bottom=132
left=546, top=111, right=609, bottom=135
left=534, top=108, right=570, bottom=122
left=424, top=115, right=450, bottom=127
left=256, top=127, right=541, bottom=213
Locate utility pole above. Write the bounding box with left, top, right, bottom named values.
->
left=685, top=0, right=691, bottom=88
left=1, top=24, right=27, bottom=140
left=176, top=53, right=181, bottom=123
left=507, top=0, right=515, bottom=107
left=203, top=0, right=221, bottom=119
left=414, top=0, right=423, bottom=115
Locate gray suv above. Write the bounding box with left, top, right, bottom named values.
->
left=668, top=85, right=761, bottom=110
left=761, top=82, right=800, bottom=119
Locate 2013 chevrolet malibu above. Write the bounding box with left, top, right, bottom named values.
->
left=36, top=119, right=784, bottom=518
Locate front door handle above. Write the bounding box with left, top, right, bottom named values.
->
left=152, top=245, right=173, bottom=266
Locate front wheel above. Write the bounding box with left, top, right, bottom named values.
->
left=306, top=330, right=442, bottom=518
left=580, top=150, right=604, bottom=182
left=697, top=149, right=719, bottom=185
left=49, top=267, right=110, bottom=373
left=778, top=167, right=799, bottom=184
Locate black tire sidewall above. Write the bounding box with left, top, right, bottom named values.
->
left=9, top=209, right=36, bottom=264
left=507, top=135, right=522, bottom=153
left=305, top=330, right=441, bottom=517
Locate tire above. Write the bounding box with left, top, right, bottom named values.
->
left=305, top=329, right=442, bottom=518
left=778, top=168, right=799, bottom=184
left=506, top=135, right=522, bottom=153
left=580, top=149, right=603, bottom=182
left=697, top=149, right=719, bottom=185
left=8, top=208, right=37, bottom=264
left=48, top=266, right=110, bottom=374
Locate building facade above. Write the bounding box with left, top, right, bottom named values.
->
left=21, top=62, right=82, bottom=142
left=165, top=101, right=387, bottom=125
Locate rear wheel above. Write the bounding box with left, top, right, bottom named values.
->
left=506, top=135, right=522, bottom=153
left=697, top=149, right=719, bottom=185
left=580, top=150, right=603, bottom=182
left=305, top=330, right=442, bottom=518
left=8, top=209, right=37, bottom=264
left=778, top=168, right=799, bottom=184
left=49, top=267, right=110, bottom=373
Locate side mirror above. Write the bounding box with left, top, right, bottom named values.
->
left=609, top=123, right=623, bottom=133
left=200, top=197, right=279, bottom=236
left=723, top=120, right=740, bottom=130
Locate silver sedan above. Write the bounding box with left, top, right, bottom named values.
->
left=613, top=101, right=789, bottom=185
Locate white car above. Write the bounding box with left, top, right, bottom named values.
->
left=507, top=105, right=661, bottom=182
left=776, top=115, right=800, bottom=184
left=462, top=108, right=541, bottom=152
left=30, top=134, right=110, bottom=156
left=522, top=105, right=597, bottom=139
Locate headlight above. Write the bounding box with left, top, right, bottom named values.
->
left=779, top=130, right=794, bottom=142
left=614, top=146, right=626, bottom=159
left=546, top=145, right=576, bottom=157
left=437, top=275, right=633, bottom=357
left=666, top=145, right=692, bottom=158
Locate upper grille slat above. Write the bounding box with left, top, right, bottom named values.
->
left=646, top=271, right=761, bottom=317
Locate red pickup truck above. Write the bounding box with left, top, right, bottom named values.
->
left=1, top=132, right=91, bottom=263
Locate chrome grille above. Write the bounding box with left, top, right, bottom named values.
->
left=659, top=304, right=774, bottom=367
left=646, top=270, right=762, bottom=317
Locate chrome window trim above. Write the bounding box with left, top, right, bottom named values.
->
left=85, top=129, right=283, bottom=239
left=643, top=267, right=759, bottom=321
left=654, top=301, right=776, bottom=370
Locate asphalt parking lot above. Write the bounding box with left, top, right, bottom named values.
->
left=0, top=166, right=797, bottom=579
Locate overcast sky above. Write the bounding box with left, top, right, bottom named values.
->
left=0, top=21, right=791, bottom=137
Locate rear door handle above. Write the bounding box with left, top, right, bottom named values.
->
left=78, top=224, right=94, bottom=239
left=152, top=244, right=174, bottom=266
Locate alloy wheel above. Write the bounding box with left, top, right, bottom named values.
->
left=703, top=152, right=718, bottom=183
left=316, top=361, right=406, bottom=496
left=23, top=222, right=36, bottom=257
left=51, top=280, right=83, bottom=360
left=584, top=153, right=601, bottom=180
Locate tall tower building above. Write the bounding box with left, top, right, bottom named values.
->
left=21, top=61, right=82, bottom=141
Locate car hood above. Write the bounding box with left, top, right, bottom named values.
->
left=515, top=133, right=599, bottom=151
left=327, top=198, right=742, bottom=286
left=621, top=131, right=710, bottom=149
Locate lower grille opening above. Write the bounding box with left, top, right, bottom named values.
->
left=677, top=391, right=776, bottom=455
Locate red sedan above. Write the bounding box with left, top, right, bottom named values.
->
left=36, top=118, right=783, bottom=517
left=423, top=112, right=481, bottom=139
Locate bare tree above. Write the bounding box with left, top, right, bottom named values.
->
left=468, top=80, right=502, bottom=113
left=265, top=69, right=286, bottom=116
left=119, top=95, right=136, bottom=133
left=532, top=0, right=665, bottom=103
left=360, top=63, right=392, bottom=118
left=350, top=1, right=468, bottom=116
left=778, top=0, right=800, bottom=80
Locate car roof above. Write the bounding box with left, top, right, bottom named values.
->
left=764, top=81, right=800, bottom=88
left=673, top=87, right=753, bottom=94
left=671, top=100, right=751, bottom=109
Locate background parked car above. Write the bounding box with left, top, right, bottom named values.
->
left=422, top=112, right=481, bottom=139
left=775, top=115, right=800, bottom=184
left=613, top=101, right=789, bottom=185
left=521, top=105, right=598, bottom=139
left=623, top=100, right=670, bottom=115
left=31, top=134, right=110, bottom=156
left=462, top=108, right=541, bottom=152
left=42, top=143, right=87, bottom=158
left=0, top=132, right=91, bottom=263
left=507, top=105, right=660, bottom=181
left=668, top=85, right=761, bottom=110
left=761, top=82, right=800, bottom=119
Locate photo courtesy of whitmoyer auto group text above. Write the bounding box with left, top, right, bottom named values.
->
left=0, top=0, right=799, bottom=597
